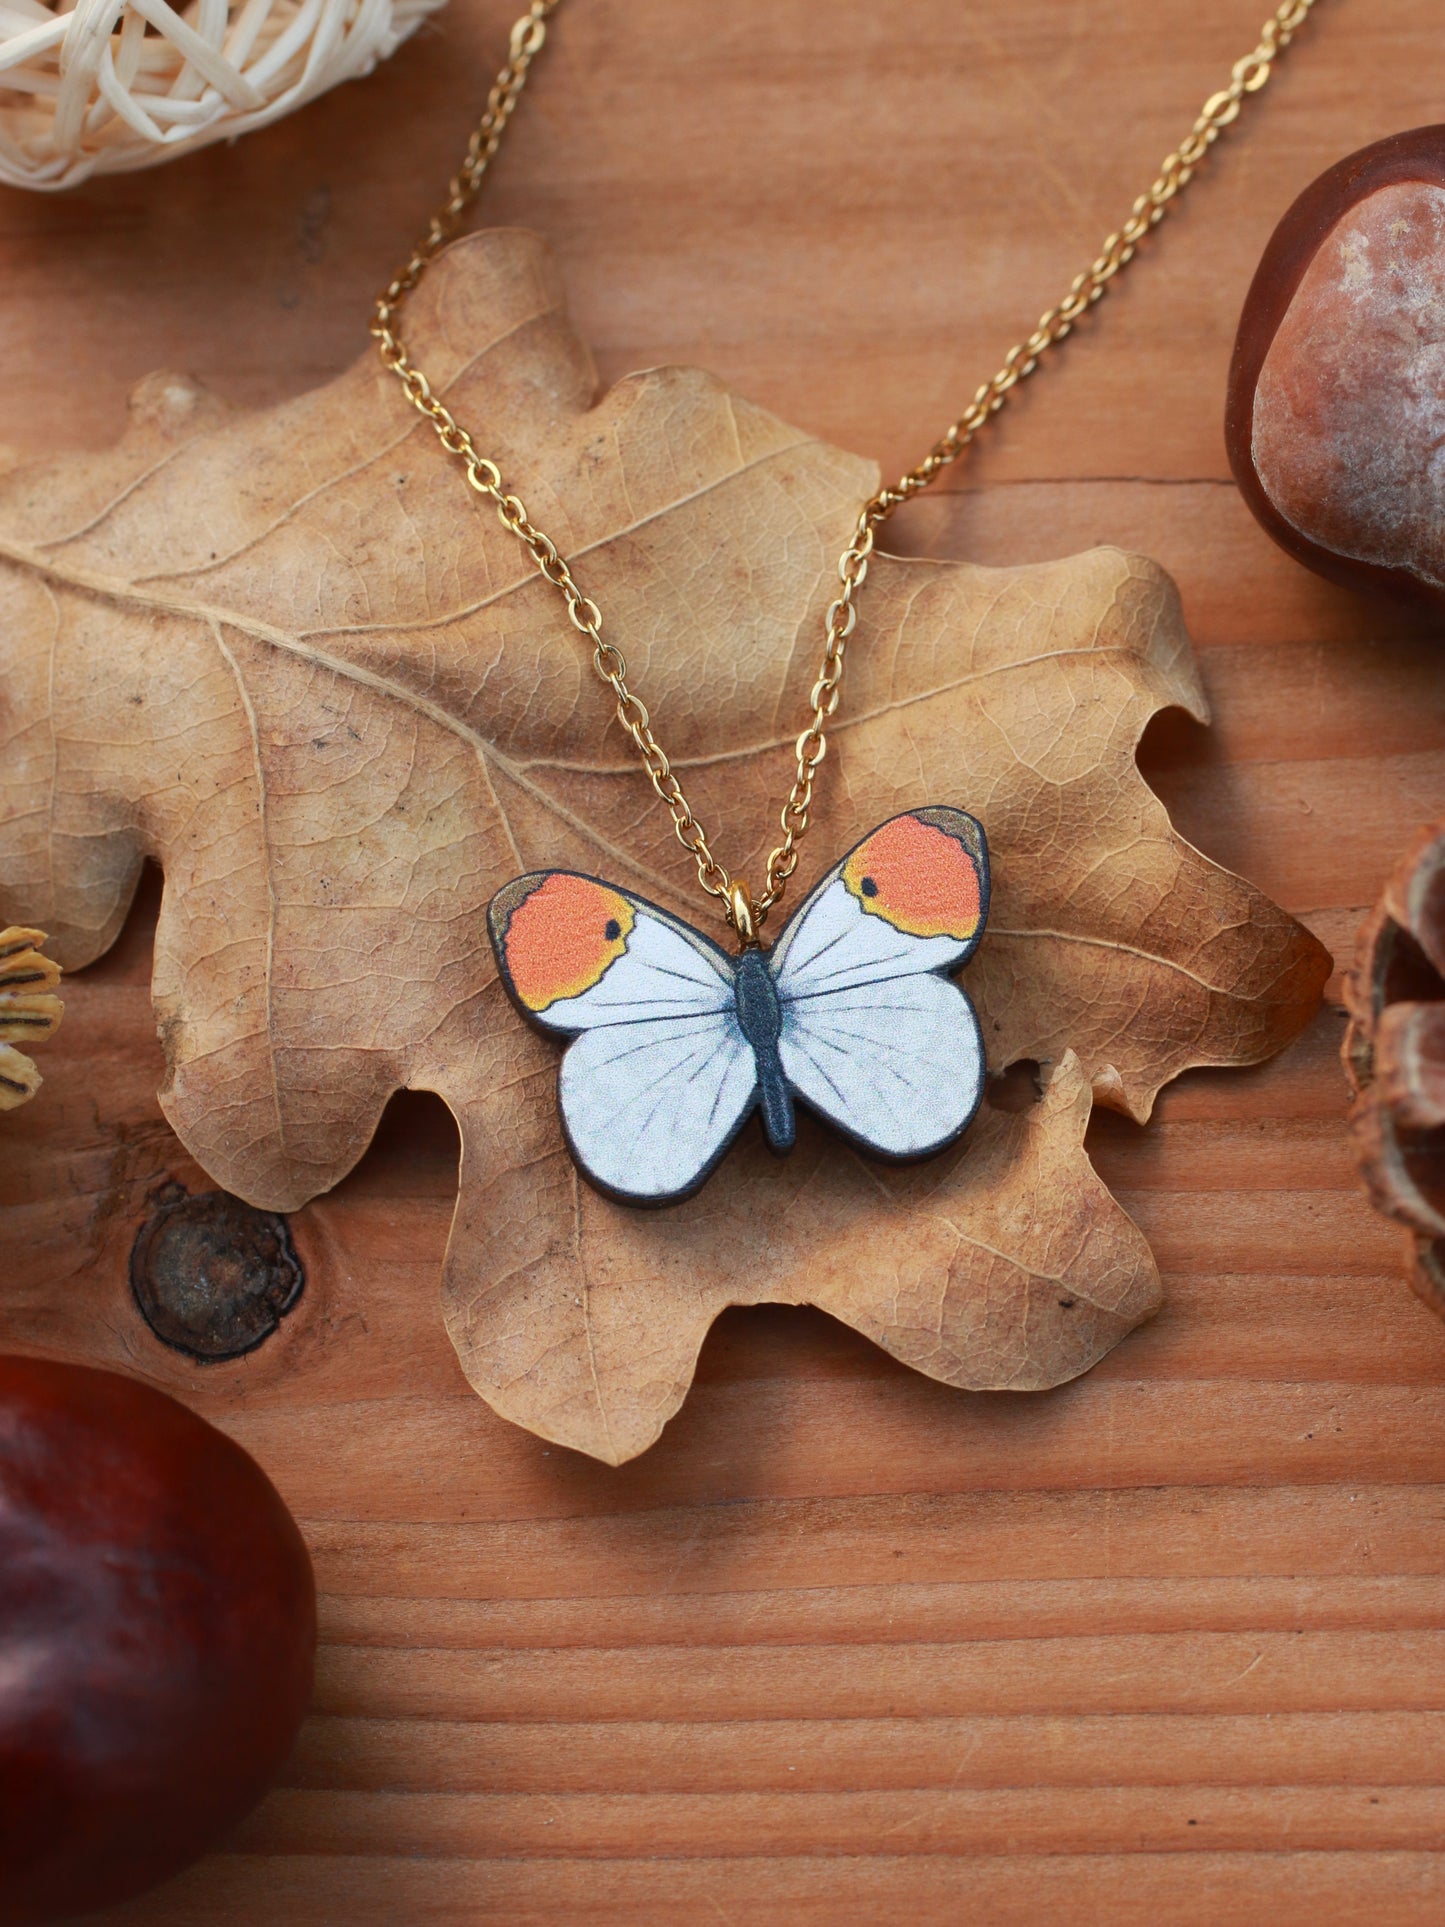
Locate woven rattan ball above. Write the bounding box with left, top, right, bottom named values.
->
left=0, top=0, right=447, bottom=190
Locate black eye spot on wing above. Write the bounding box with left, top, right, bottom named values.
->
left=604, top=919, right=622, bottom=942
left=860, top=876, right=878, bottom=897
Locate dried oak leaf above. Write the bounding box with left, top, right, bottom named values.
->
left=0, top=231, right=1328, bottom=1461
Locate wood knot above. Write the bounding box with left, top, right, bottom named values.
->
left=130, top=1182, right=304, bottom=1362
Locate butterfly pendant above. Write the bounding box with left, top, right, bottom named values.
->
left=487, top=807, right=991, bottom=1206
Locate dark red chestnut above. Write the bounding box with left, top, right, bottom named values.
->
left=1226, top=125, right=1445, bottom=611
left=0, top=1356, right=315, bottom=1924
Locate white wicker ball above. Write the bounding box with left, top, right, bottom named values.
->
left=0, top=0, right=448, bottom=190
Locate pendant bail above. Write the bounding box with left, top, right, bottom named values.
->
left=726, top=878, right=759, bottom=949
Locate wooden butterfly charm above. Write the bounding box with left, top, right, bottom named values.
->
left=487, top=808, right=990, bottom=1205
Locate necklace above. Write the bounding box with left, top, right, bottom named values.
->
left=372, top=0, right=1320, bottom=1206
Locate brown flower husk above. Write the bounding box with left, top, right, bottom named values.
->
left=0, top=927, right=62, bottom=1110
left=0, top=231, right=1329, bottom=1459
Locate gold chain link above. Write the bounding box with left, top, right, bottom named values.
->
left=373, top=0, right=1321, bottom=939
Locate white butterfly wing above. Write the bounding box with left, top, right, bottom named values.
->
left=779, top=968, right=984, bottom=1157
left=771, top=808, right=989, bottom=1159
left=557, top=1011, right=758, bottom=1202
left=488, top=873, right=756, bottom=1203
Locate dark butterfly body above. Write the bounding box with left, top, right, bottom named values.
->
left=732, top=946, right=795, bottom=1152
left=488, top=807, right=990, bottom=1205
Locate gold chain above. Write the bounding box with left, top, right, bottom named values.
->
left=373, top=0, right=1321, bottom=940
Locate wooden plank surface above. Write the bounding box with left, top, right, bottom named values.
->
left=3, top=0, right=1445, bottom=1920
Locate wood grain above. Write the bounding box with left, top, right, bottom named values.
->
left=1, top=0, right=1443, bottom=1919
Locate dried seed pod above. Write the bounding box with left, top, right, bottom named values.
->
left=0, top=927, right=62, bottom=1111
left=1344, top=820, right=1445, bottom=1315
left=1226, top=125, right=1445, bottom=611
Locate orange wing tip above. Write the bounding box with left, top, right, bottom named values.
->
left=842, top=813, right=982, bottom=940
left=495, top=874, right=635, bottom=1012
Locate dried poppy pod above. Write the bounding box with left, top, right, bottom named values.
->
left=0, top=927, right=62, bottom=1110
left=1344, top=822, right=1445, bottom=1316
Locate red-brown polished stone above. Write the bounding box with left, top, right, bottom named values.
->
left=1227, top=126, right=1445, bottom=613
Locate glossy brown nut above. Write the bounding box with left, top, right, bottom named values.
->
left=0, top=1356, right=315, bottom=1924
left=1226, top=125, right=1445, bottom=612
